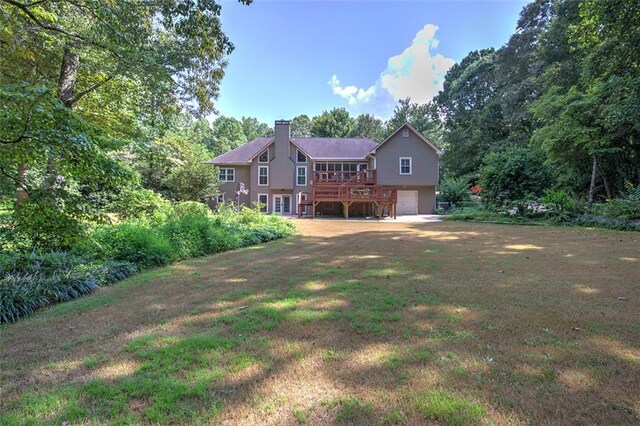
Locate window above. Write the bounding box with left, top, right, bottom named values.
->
left=258, top=166, right=269, bottom=186
left=400, top=157, right=412, bottom=175
left=216, top=193, right=224, bottom=203
left=258, top=149, right=269, bottom=163
left=402, top=129, right=409, bottom=138
left=218, top=168, right=235, bottom=182
left=258, top=193, right=268, bottom=213
left=297, top=149, right=307, bottom=163
left=296, top=166, right=307, bottom=186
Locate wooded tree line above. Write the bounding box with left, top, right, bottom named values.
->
left=435, top=0, right=639, bottom=204
left=1, top=0, right=638, bottom=245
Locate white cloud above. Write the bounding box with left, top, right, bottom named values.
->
left=328, top=24, right=455, bottom=114
left=329, top=75, right=377, bottom=105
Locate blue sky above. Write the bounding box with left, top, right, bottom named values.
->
left=215, top=0, right=529, bottom=123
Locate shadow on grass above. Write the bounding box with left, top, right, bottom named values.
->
left=1, top=223, right=639, bottom=424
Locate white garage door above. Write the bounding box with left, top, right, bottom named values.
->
left=396, top=190, right=418, bottom=215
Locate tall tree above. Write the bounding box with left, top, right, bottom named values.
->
left=310, top=108, right=355, bottom=138
left=240, top=116, right=272, bottom=141
left=435, top=49, right=507, bottom=178
left=1, top=0, right=250, bottom=207
left=352, top=114, right=385, bottom=141
left=385, top=98, right=443, bottom=145
left=291, top=115, right=312, bottom=137
left=209, top=116, right=247, bottom=156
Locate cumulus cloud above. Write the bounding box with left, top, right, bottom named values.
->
left=328, top=24, right=455, bottom=112
left=329, top=75, right=377, bottom=105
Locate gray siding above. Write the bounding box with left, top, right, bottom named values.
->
left=374, top=126, right=439, bottom=186
left=215, top=165, right=251, bottom=207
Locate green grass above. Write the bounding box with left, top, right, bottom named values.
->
left=414, top=391, right=487, bottom=425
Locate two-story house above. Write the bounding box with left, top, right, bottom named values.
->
left=207, top=120, right=441, bottom=217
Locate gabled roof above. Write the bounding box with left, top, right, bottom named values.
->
left=207, top=136, right=377, bottom=164
left=207, top=137, right=273, bottom=165
left=371, top=122, right=443, bottom=156
left=291, top=138, right=376, bottom=160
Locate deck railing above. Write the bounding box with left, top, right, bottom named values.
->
left=313, top=169, right=376, bottom=185
left=312, top=186, right=396, bottom=203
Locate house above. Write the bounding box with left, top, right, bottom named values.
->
left=207, top=120, right=441, bottom=217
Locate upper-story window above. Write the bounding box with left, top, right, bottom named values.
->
left=297, top=166, right=307, bottom=186
left=258, top=166, right=269, bottom=186
left=402, top=129, right=409, bottom=138
left=218, top=168, right=235, bottom=182
left=399, top=157, right=412, bottom=175
left=258, top=149, right=269, bottom=163
left=297, top=149, right=307, bottom=163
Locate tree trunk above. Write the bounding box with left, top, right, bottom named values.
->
left=58, top=44, right=79, bottom=107
left=16, top=164, right=29, bottom=205
left=588, top=155, right=597, bottom=207
left=597, top=164, right=611, bottom=199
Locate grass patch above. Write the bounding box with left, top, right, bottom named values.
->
left=413, top=391, right=487, bottom=425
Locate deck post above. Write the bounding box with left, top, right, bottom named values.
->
left=343, top=201, right=349, bottom=219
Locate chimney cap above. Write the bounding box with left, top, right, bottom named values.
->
left=275, top=119, right=290, bottom=125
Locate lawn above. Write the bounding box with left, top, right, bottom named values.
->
left=1, top=220, right=638, bottom=425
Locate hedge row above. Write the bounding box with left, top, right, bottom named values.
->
left=0, top=204, right=295, bottom=323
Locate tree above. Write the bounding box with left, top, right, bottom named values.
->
left=479, top=146, right=552, bottom=207
left=352, top=114, right=385, bottom=141
left=291, top=115, right=312, bottom=137
left=435, top=49, right=508, bottom=178
left=240, top=116, right=272, bottom=141
left=209, top=116, right=247, bottom=156
left=385, top=98, right=443, bottom=145
left=310, top=108, right=355, bottom=137
left=1, top=0, right=250, bottom=244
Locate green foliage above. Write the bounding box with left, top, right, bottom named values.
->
left=209, top=116, right=247, bottom=156
left=479, top=147, right=552, bottom=207
left=311, top=108, right=355, bottom=137
left=0, top=253, right=137, bottom=323
left=439, top=177, right=471, bottom=205
left=1, top=205, right=294, bottom=323
left=108, top=187, right=171, bottom=220
left=541, top=189, right=576, bottom=221
left=593, top=183, right=640, bottom=220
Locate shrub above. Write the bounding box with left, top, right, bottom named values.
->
left=3, top=204, right=295, bottom=322
left=76, top=222, right=174, bottom=268
left=592, top=183, right=640, bottom=220
left=439, top=177, right=471, bottom=206
left=479, top=147, right=553, bottom=207
left=14, top=199, right=89, bottom=250
left=108, top=187, right=170, bottom=220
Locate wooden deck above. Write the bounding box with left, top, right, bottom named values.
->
left=298, top=169, right=397, bottom=219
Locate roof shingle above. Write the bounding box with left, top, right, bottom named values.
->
left=207, top=137, right=272, bottom=165
left=207, top=136, right=377, bottom=165
left=291, top=138, right=377, bottom=159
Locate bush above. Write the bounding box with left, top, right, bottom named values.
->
left=438, top=177, right=470, bottom=206
left=108, top=187, right=170, bottom=220
left=479, top=147, right=553, bottom=207
left=2, top=203, right=295, bottom=322
left=592, top=183, right=640, bottom=220
left=76, top=222, right=175, bottom=268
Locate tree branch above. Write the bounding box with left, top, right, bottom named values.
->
left=0, top=98, right=36, bottom=144
left=69, top=74, right=114, bottom=105
left=0, top=166, right=31, bottom=194
left=1, top=0, right=88, bottom=41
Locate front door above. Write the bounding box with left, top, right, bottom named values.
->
left=273, top=195, right=292, bottom=214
